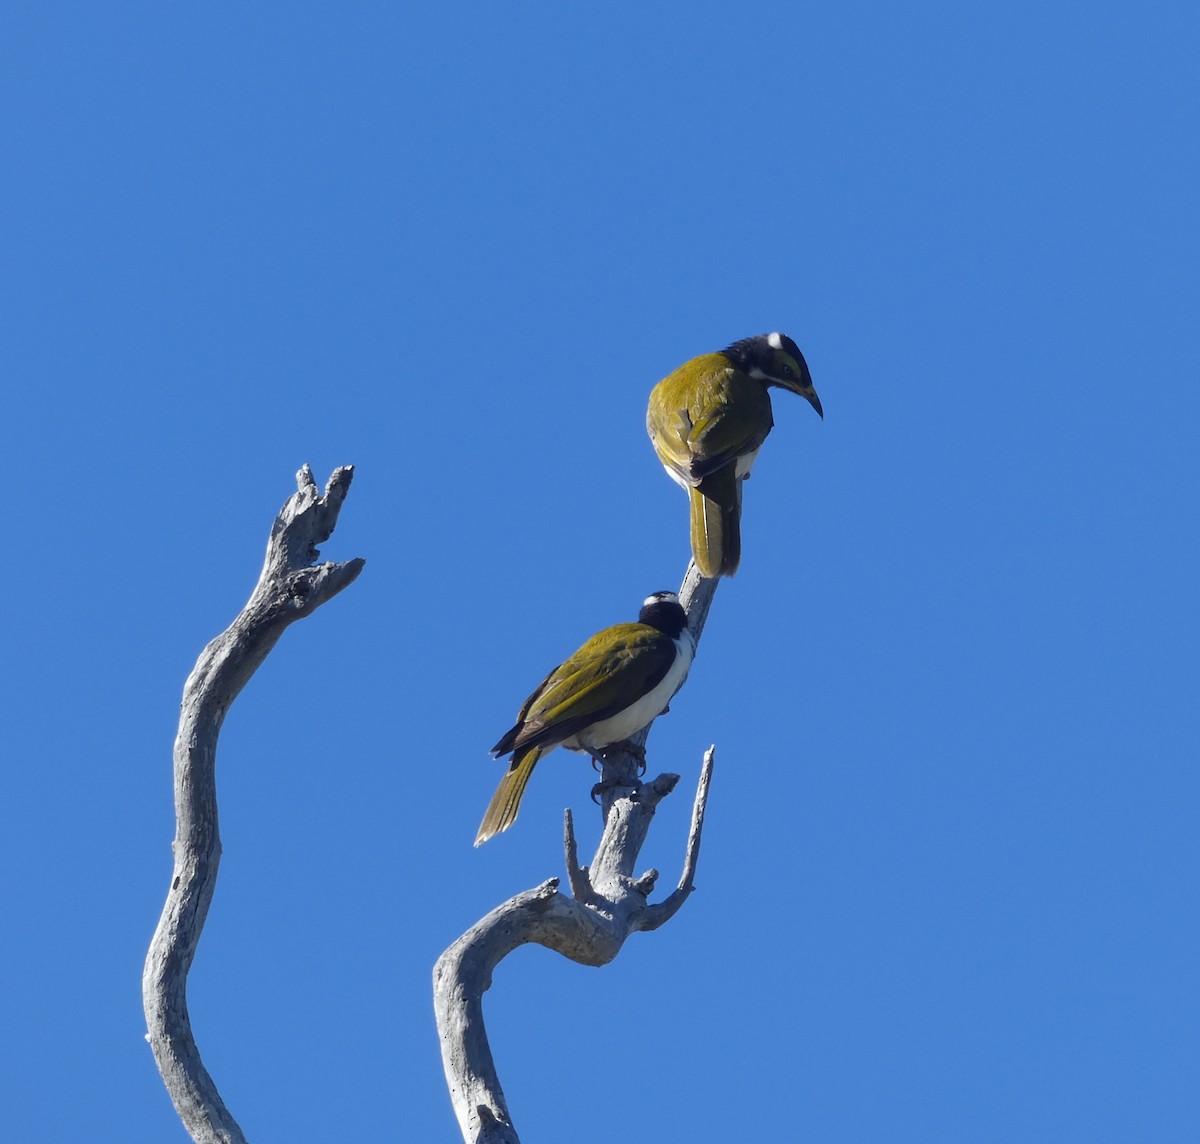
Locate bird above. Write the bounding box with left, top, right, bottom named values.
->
left=475, top=591, right=695, bottom=846
left=646, top=332, right=823, bottom=578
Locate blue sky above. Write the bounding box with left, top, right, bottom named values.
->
left=3, top=3, right=1197, bottom=1141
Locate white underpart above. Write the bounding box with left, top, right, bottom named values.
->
left=735, top=447, right=760, bottom=478
left=767, top=331, right=783, bottom=349
left=565, top=629, right=696, bottom=752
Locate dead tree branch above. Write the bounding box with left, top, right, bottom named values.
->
left=142, top=465, right=364, bottom=1144
left=433, top=564, right=719, bottom=1144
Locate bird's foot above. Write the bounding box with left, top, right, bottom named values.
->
left=590, top=742, right=647, bottom=772
left=591, top=777, right=642, bottom=804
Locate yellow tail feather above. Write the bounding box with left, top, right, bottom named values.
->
left=690, top=468, right=741, bottom=578
left=475, top=747, right=542, bottom=846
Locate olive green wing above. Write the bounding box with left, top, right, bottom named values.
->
left=491, top=661, right=563, bottom=756
left=648, top=355, right=774, bottom=485
left=493, top=624, right=676, bottom=756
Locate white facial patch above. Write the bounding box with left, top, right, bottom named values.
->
left=767, top=331, right=783, bottom=349
left=643, top=592, right=679, bottom=608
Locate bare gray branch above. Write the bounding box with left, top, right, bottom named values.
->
left=638, top=745, right=715, bottom=932
left=142, top=465, right=363, bottom=1144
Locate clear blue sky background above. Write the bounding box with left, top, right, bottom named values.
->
left=2, top=3, right=1197, bottom=1141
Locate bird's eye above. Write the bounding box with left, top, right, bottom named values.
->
left=781, top=363, right=793, bottom=376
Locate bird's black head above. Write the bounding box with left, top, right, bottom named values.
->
left=638, top=591, right=687, bottom=638
left=722, top=332, right=823, bottom=419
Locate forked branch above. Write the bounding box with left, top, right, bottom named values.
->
left=142, top=466, right=364, bottom=1144
left=433, top=565, right=719, bottom=1144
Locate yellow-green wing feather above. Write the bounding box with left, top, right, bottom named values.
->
left=648, top=354, right=774, bottom=484
left=508, top=624, right=675, bottom=750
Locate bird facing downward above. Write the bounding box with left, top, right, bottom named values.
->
left=475, top=591, right=694, bottom=846
left=646, top=332, right=823, bottom=578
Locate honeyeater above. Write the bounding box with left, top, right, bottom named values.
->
left=646, top=332, right=823, bottom=578
left=475, top=591, right=694, bottom=846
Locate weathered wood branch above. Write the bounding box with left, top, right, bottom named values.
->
left=142, top=465, right=364, bottom=1144
left=433, top=564, right=720, bottom=1144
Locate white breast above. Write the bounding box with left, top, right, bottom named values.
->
left=566, top=629, right=696, bottom=750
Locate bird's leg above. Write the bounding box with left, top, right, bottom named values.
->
left=624, top=739, right=648, bottom=775
left=601, top=739, right=647, bottom=773
left=588, top=749, right=612, bottom=803
left=589, top=741, right=646, bottom=802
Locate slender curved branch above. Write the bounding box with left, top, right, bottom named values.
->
left=434, top=563, right=720, bottom=1144
left=142, top=465, right=364, bottom=1144
left=639, top=745, right=714, bottom=931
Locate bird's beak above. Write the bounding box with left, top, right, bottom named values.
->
left=801, top=384, right=823, bottom=420
left=781, top=373, right=823, bottom=418
left=777, top=359, right=823, bottom=419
